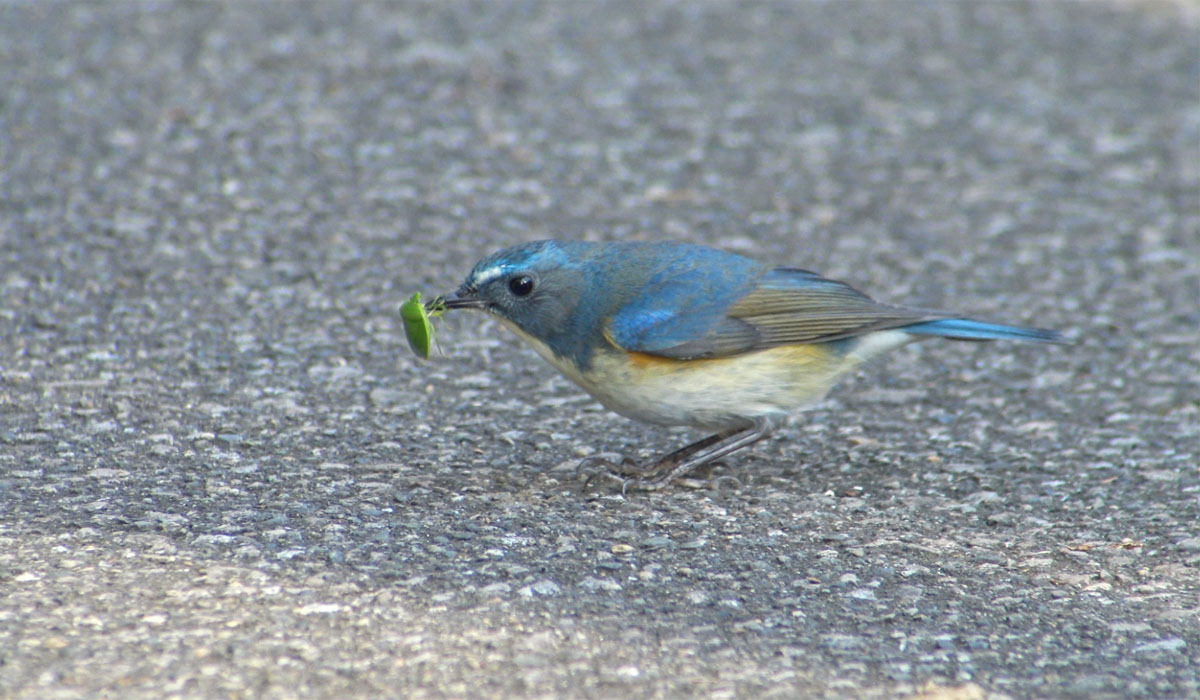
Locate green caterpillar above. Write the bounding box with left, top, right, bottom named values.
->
left=401, top=292, right=447, bottom=359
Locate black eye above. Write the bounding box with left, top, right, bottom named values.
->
left=508, top=275, right=535, bottom=297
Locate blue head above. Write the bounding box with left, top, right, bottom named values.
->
left=442, top=240, right=609, bottom=364
left=440, top=239, right=763, bottom=368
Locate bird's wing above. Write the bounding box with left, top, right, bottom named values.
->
left=607, top=267, right=933, bottom=360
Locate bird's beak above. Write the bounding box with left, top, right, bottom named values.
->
left=435, top=289, right=487, bottom=311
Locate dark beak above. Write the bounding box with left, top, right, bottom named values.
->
left=434, top=289, right=487, bottom=311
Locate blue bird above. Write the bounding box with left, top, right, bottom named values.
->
left=437, top=240, right=1061, bottom=490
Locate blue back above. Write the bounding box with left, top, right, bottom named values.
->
left=463, top=240, right=1060, bottom=367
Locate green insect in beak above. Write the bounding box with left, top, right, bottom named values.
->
left=401, top=292, right=448, bottom=359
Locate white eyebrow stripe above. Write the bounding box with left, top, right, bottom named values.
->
left=472, top=264, right=507, bottom=287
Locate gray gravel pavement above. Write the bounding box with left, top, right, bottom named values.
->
left=2, top=2, right=1198, bottom=699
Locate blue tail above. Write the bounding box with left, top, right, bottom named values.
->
left=902, top=318, right=1063, bottom=343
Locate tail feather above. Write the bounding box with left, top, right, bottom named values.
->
left=902, top=318, right=1063, bottom=343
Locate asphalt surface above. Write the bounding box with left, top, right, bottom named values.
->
left=2, top=2, right=1198, bottom=699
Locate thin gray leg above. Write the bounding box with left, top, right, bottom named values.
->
left=586, top=415, right=783, bottom=492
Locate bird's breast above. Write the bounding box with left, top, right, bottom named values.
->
left=575, top=343, right=860, bottom=430
left=493, top=317, right=913, bottom=431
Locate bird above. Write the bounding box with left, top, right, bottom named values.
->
left=435, top=239, right=1061, bottom=490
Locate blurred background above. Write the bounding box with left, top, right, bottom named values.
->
left=2, top=3, right=1197, bottom=699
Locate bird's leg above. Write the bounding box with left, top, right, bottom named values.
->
left=635, top=430, right=734, bottom=471
left=583, top=416, right=781, bottom=492
left=632, top=418, right=775, bottom=490
left=577, top=430, right=730, bottom=488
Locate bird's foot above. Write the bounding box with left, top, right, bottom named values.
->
left=576, top=452, right=737, bottom=494
left=577, top=455, right=672, bottom=493
left=576, top=421, right=773, bottom=493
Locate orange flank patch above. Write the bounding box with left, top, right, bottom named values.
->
left=624, top=344, right=835, bottom=373
left=625, top=351, right=690, bottom=370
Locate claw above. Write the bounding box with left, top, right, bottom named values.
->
left=577, top=455, right=635, bottom=491
left=711, top=474, right=744, bottom=491
left=573, top=418, right=778, bottom=491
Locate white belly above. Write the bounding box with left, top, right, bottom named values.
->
left=500, top=320, right=916, bottom=431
